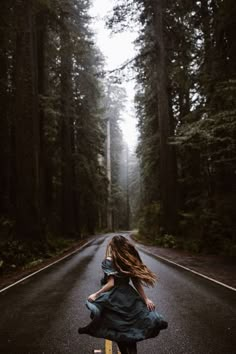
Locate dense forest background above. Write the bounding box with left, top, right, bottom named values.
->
left=0, top=0, right=129, bottom=271
left=108, top=0, right=236, bottom=255
left=0, top=0, right=235, bottom=273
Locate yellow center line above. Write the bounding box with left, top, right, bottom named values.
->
left=105, top=339, right=121, bottom=354
left=105, top=340, right=113, bottom=354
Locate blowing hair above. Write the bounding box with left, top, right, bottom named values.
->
left=106, top=235, right=157, bottom=287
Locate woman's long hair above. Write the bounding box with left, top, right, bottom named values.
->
left=106, top=235, right=157, bottom=287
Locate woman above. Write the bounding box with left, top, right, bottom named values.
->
left=78, top=235, right=168, bottom=354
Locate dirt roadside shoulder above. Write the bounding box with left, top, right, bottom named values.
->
left=132, top=236, right=236, bottom=289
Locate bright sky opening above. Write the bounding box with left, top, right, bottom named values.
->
left=89, top=0, right=139, bottom=149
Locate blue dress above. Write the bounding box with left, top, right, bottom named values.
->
left=78, top=258, right=168, bottom=342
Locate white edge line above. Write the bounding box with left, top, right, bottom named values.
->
left=137, top=245, right=236, bottom=292
left=0, top=240, right=92, bottom=294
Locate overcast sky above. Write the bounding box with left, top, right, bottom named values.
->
left=89, top=0, right=139, bottom=149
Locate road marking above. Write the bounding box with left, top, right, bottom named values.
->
left=104, top=340, right=121, bottom=354
left=0, top=240, right=93, bottom=293
left=105, top=340, right=113, bottom=354
left=137, top=245, right=236, bottom=292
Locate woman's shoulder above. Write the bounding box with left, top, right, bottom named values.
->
left=101, top=257, right=114, bottom=268
left=101, top=257, right=118, bottom=275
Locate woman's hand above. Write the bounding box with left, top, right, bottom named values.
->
left=145, top=298, right=155, bottom=311
left=87, top=276, right=114, bottom=303
left=88, top=293, right=97, bottom=302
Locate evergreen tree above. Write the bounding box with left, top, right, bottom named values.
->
left=0, top=0, right=110, bottom=243
left=108, top=0, right=236, bottom=252
left=15, top=0, right=42, bottom=239
left=103, top=82, right=128, bottom=230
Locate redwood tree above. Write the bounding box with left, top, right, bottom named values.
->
left=15, top=0, right=42, bottom=239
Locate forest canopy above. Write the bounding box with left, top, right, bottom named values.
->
left=108, top=0, right=236, bottom=255
left=0, top=0, right=235, bottom=274
left=0, top=0, right=129, bottom=271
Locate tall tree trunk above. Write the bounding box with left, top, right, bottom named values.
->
left=71, top=118, right=80, bottom=236
left=210, top=0, right=228, bottom=81
left=60, top=12, right=76, bottom=236
left=106, top=118, right=113, bottom=231
left=153, top=0, right=177, bottom=234
left=36, top=9, right=53, bottom=232
left=15, top=0, right=41, bottom=239
left=0, top=4, right=10, bottom=216
left=126, top=144, right=130, bottom=230
left=224, top=0, right=236, bottom=77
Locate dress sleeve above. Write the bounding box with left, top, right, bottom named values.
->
left=101, top=258, right=118, bottom=276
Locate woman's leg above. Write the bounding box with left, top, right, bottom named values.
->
left=126, top=342, right=137, bottom=354
left=116, top=342, right=129, bottom=354
left=117, top=341, right=137, bottom=354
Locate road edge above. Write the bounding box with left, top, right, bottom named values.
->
left=0, top=239, right=94, bottom=294
left=2, top=234, right=235, bottom=294
left=136, top=244, right=236, bottom=292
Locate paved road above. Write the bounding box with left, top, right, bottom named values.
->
left=0, top=233, right=235, bottom=354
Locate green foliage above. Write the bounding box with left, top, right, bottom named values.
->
left=178, top=207, right=236, bottom=255
left=155, top=234, right=177, bottom=249
left=103, top=83, right=129, bottom=230
left=182, top=238, right=202, bottom=254
left=0, top=217, right=14, bottom=234
left=222, top=241, right=236, bottom=258
left=108, top=0, right=236, bottom=255
left=0, top=239, right=43, bottom=273
left=138, top=202, right=161, bottom=240
left=0, top=234, right=76, bottom=274
left=0, top=0, right=235, bottom=257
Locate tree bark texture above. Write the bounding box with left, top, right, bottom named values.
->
left=0, top=4, right=11, bottom=215
left=152, top=0, right=177, bottom=233
left=60, top=13, right=76, bottom=236
left=36, top=10, right=53, bottom=230
left=15, top=0, right=41, bottom=239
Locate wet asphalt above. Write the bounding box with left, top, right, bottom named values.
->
left=0, top=232, right=235, bottom=354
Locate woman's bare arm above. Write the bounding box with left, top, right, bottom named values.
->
left=88, top=275, right=114, bottom=302
left=132, top=277, right=156, bottom=311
